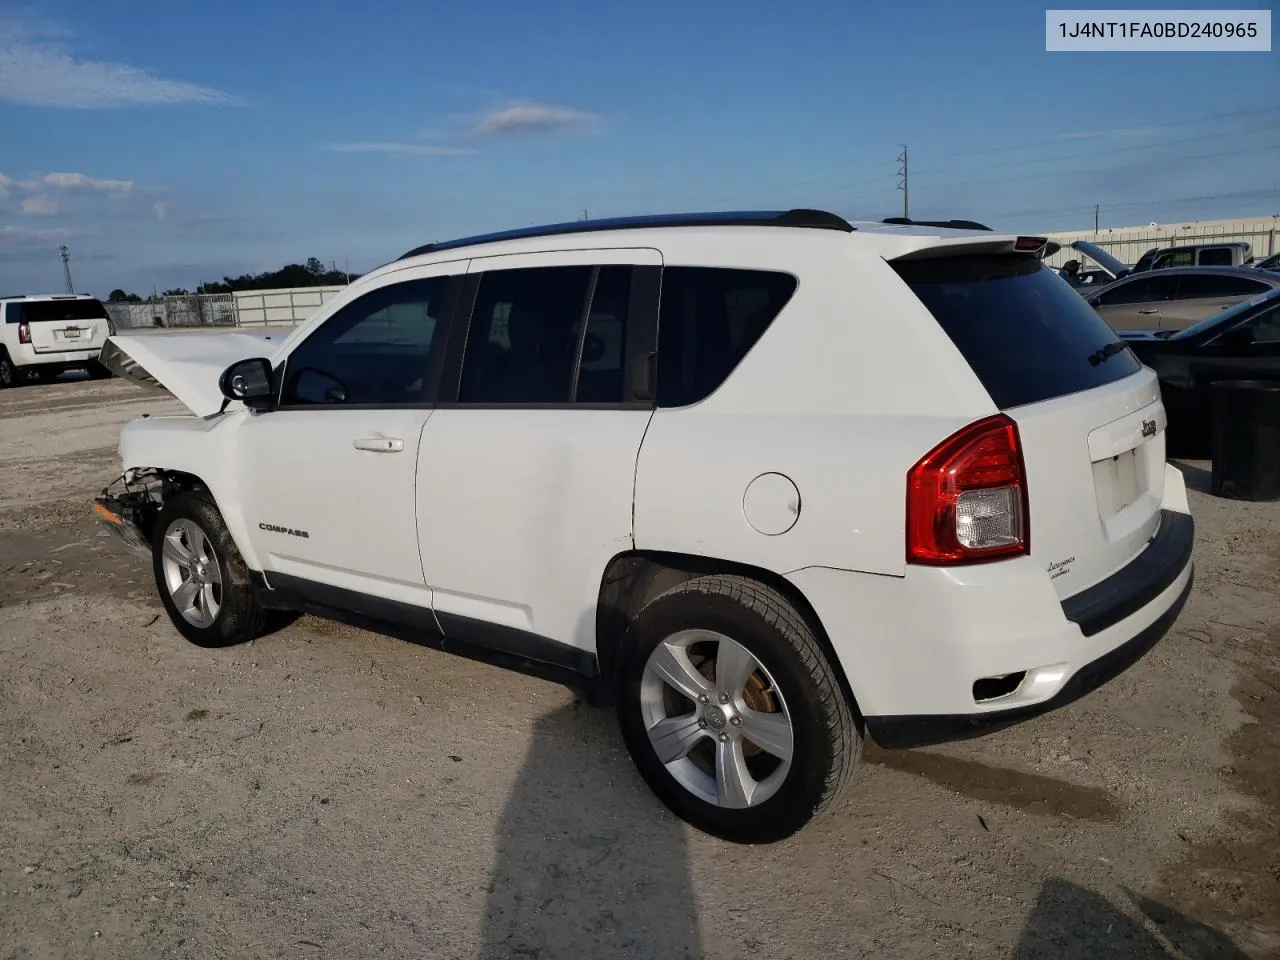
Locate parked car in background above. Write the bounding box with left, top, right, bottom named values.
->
left=0, top=293, right=114, bottom=387
left=1084, top=265, right=1280, bottom=332
left=1044, top=240, right=1132, bottom=286
left=1253, top=252, right=1280, bottom=273
left=1132, top=241, right=1254, bottom=273
left=1119, top=286, right=1280, bottom=456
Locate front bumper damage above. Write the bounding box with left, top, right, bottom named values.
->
left=92, top=470, right=163, bottom=560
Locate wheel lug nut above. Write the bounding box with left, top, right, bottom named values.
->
left=718, top=732, right=730, bottom=742
left=698, top=694, right=709, bottom=704
left=730, top=716, right=742, bottom=726
left=698, top=718, right=708, bottom=728
left=718, top=692, right=729, bottom=704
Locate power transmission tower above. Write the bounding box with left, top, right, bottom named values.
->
left=896, top=146, right=909, bottom=219
left=59, top=245, right=74, bottom=294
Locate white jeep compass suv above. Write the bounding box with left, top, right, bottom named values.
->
left=94, top=210, right=1195, bottom=844
left=1, top=293, right=114, bottom=386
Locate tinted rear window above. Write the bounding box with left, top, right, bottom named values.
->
left=7, top=299, right=109, bottom=323
left=892, top=254, right=1143, bottom=409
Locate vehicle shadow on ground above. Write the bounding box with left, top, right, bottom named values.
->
left=1171, top=459, right=1213, bottom=495
left=1010, top=876, right=1249, bottom=959
left=477, top=701, right=701, bottom=960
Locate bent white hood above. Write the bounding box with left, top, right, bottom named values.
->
left=99, top=330, right=287, bottom=418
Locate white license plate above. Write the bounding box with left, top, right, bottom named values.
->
left=1093, top=447, right=1143, bottom=517
left=63, top=328, right=81, bottom=339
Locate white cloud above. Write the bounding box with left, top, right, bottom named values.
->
left=154, top=201, right=169, bottom=220
left=467, top=101, right=601, bottom=138
left=39, top=171, right=133, bottom=194
left=324, top=141, right=475, bottom=156
left=0, top=16, right=239, bottom=108
left=0, top=224, right=74, bottom=240
left=21, top=196, right=59, bottom=216
left=0, top=172, right=11, bottom=199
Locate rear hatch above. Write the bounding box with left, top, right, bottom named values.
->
left=892, top=248, right=1166, bottom=599
left=17, top=297, right=111, bottom=354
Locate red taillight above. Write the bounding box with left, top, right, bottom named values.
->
left=17, top=322, right=31, bottom=344
left=906, top=414, right=1030, bottom=565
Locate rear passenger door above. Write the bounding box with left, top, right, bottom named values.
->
left=414, top=248, right=661, bottom=666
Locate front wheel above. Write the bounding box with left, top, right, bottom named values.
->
left=616, top=574, right=860, bottom=844
left=152, top=490, right=267, bottom=647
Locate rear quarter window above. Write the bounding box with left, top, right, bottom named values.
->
left=892, top=253, right=1143, bottom=410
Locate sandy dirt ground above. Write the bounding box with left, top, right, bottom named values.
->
left=2, top=375, right=1278, bottom=960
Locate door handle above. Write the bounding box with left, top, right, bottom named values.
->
left=1138, top=308, right=1160, bottom=315
left=353, top=436, right=404, bottom=453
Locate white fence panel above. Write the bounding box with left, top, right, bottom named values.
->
left=233, top=286, right=345, bottom=326
left=1043, top=215, right=1279, bottom=269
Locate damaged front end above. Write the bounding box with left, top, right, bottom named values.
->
left=92, top=469, right=170, bottom=559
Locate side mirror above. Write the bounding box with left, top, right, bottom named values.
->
left=219, top=357, right=274, bottom=410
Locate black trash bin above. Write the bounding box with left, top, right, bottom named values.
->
left=1210, top=380, right=1280, bottom=501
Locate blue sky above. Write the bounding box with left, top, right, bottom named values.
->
left=0, top=0, right=1276, bottom=296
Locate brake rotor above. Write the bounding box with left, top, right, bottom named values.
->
left=697, top=654, right=780, bottom=758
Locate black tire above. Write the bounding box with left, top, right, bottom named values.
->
left=615, top=574, right=860, bottom=844
left=151, top=490, right=268, bottom=648
left=87, top=361, right=113, bottom=380
left=0, top=351, right=19, bottom=389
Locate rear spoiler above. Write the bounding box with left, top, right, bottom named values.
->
left=889, top=235, right=1051, bottom=261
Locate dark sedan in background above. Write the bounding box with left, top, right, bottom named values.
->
left=1119, top=286, right=1280, bottom=456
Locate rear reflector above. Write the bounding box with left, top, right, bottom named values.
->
left=906, top=414, right=1030, bottom=565
left=17, top=322, right=31, bottom=345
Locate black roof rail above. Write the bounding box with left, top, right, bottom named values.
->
left=881, top=217, right=993, bottom=232
left=398, top=208, right=855, bottom=260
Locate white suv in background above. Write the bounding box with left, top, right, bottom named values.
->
left=0, top=293, right=114, bottom=387
left=93, top=210, right=1195, bottom=844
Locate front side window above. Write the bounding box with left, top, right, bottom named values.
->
left=1250, top=304, right=1280, bottom=343
left=280, top=276, right=449, bottom=406
left=1096, top=275, right=1177, bottom=306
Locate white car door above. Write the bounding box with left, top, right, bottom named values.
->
left=414, top=248, right=661, bottom=668
left=236, top=261, right=468, bottom=608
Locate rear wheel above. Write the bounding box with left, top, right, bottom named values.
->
left=616, top=574, right=860, bottom=844
left=0, top=351, right=19, bottom=389
left=152, top=490, right=267, bottom=648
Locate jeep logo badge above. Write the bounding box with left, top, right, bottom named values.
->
left=1141, top=418, right=1157, bottom=438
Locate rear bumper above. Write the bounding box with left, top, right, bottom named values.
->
left=11, top=343, right=101, bottom=366
left=788, top=494, right=1195, bottom=748
left=864, top=562, right=1192, bottom=748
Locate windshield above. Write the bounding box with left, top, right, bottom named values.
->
left=1174, top=286, right=1280, bottom=340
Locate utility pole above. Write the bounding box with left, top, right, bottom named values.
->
left=580, top=208, right=589, bottom=221
left=58, top=245, right=74, bottom=294
left=897, top=145, right=909, bottom=219
left=1094, top=204, right=1100, bottom=236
